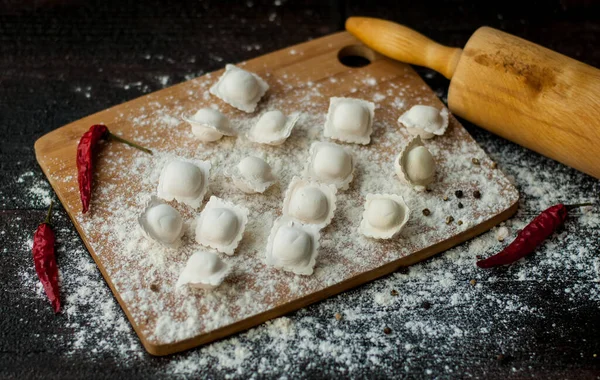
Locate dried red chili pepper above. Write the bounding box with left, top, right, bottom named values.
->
left=477, top=203, right=592, bottom=268
left=77, top=124, right=151, bottom=213
left=32, top=201, right=60, bottom=313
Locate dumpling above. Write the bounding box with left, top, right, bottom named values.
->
left=228, top=156, right=277, bottom=194
left=138, top=196, right=184, bottom=248
left=176, top=251, right=230, bottom=290
left=210, top=64, right=269, bottom=113
left=157, top=159, right=211, bottom=209
left=324, top=97, right=375, bottom=145
left=247, top=110, right=300, bottom=145
left=359, top=194, right=410, bottom=239
left=282, top=177, right=337, bottom=229
left=194, top=196, right=249, bottom=255
left=394, top=136, right=436, bottom=190
left=398, top=105, right=449, bottom=139
left=303, top=142, right=355, bottom=190
left=183, top=108, right=236, bottom=142
left=265, top=217, right=320, bottom=276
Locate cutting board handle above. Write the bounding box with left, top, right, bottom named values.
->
left=346, top=17, right=462, bottom=79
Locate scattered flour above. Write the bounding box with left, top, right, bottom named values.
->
left=13, top=203, right=600, bottom=378
left=156, top=75, right=170, bottom=87
left=495, top=226, right=509, bottom=241
left=2, top=171, right=53, bottom=208
left=51, top=65, right=518, bottom=351
left=8, top=58, right=599, bottom=377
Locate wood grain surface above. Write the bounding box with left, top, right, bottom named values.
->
left=347, top=17, right=600, bottom=180
left=35, top=31, right=518, bottom=355
left=448, top=26, right=600, bottom=180
left=345, top=17, right=463, bottom=79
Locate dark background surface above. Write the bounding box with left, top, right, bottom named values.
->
left=1, top=0, right=599, bottom=379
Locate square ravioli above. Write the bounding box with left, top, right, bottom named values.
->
left=210, top=64, right=269, bottom=113
left=324, top=97, right=375, bottom=145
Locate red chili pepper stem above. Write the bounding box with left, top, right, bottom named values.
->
left=43, top=200, right=54, bottom=225
left=564, top=202, right=593, bottom=211
left=107, top=132, right=153, bottom=155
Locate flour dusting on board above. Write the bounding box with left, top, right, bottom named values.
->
left=12, top=182, right=599, bottom=376
left=45, top=64, right=519, bottom=349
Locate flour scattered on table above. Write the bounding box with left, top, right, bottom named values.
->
left=5, top=171, right=53, bottom=208
left=13, top=60, right=599, bottom=378
left=156, top=75, right=170, bottom=87
left=12, top=170, right=600, bottom=376
left=47, top=67, right=521, bottom=350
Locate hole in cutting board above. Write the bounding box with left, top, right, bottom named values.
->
left=338, top=45, right=375, bottom=68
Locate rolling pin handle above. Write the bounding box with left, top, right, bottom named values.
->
left=345, top=17, right=462, bottom=79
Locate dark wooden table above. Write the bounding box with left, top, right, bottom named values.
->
left=1, top=1, right=599, bottom=378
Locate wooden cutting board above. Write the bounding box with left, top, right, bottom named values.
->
left=34, top=31, right=519, bottom=356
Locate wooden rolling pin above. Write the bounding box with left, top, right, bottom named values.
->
left=346, top=17, right=600, bottom=179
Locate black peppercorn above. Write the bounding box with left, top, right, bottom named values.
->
left=455, top=190, right=463, bottom=198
